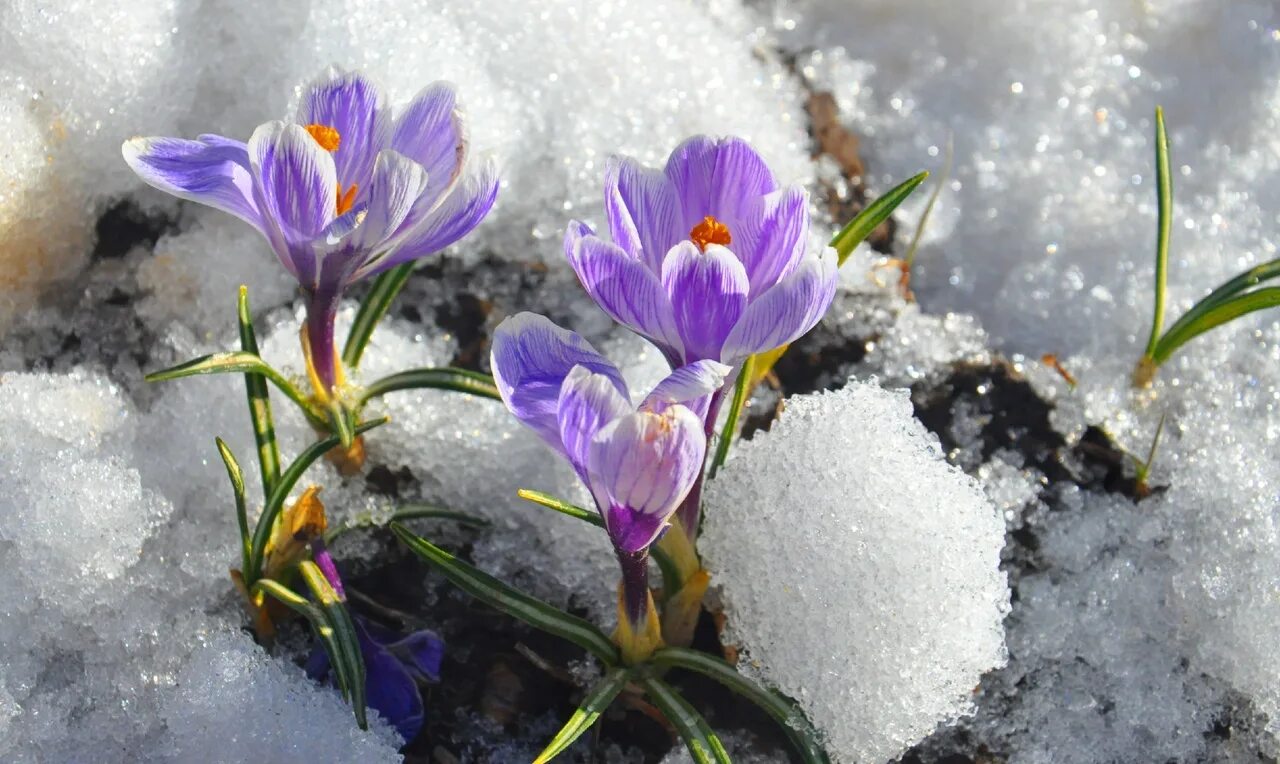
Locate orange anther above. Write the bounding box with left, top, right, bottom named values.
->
left=689, top=215, right=732, bottom=251
left=305, top=123, right=341, bottom=152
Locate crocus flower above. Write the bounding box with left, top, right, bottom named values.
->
left=490, top=312, right=727, bottom=660
left=123, top=66, right=499, bottom=400
left=564, top=135, right=837, bottom=373
left=308, top=540, right=444, bottom=743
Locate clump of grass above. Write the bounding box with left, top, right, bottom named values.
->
left=1135, top=107, right=1280, bottom=387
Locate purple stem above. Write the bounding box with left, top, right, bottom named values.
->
left=616, top=548, right=651, bottom=628
left=672, top=386, right=728, bottom=537
left=311, top=538, right=347, bottom=601
left=305, top=281, right=342, bottom=395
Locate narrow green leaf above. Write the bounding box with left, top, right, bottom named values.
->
left=1154, top=257, right=1280, bottom=354
left=343, top=262, right=415, bottom=370
left=252, top=577, right=324, bottom=622
left=147, top=350, right=325, bottom=427
left=902, top=133, right=953, bottom=270
left=325, top=504, right=489, bottom=544
left=299, top=561, right=368, bottom=729
left=639, top=677, right=731, bottom=764
left=237, top=286, right=281, bottom=500
left=1143, top=106, right=1173, bottom=359
left=515, top=489, right=682, bottom=596
left=651, top=647, right=830, bottom=764
left=533, top=666, right=635, bottom=763
left=215, top=437, right=252, bottom=574
left=246, top=417, right=390, bottom=581
left=390, top=522, right=619, bottom=664
left=358, top=367, right=502, bottom=406
left=708, top=356, right=753, bottom=480
left=518, top=489, right=604, bottom=527
left=830, top=171, right=929, bottom=265
left=1151, top=287, right=1280, bottom=365
left=327, top=401, right=357, bottom=449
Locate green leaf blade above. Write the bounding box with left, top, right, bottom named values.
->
left=215, top=437, right=252, bottom=574
left=534, top=666, right=635, bottom=763
left=147, top=350, right=324, bottom=427
left=1151, top=287, right=1280, bottom=365
left=343, top=262, right=415, bottom=370
left=651, top=647, right=830, bottom=764
left=1143, top=106, right=1173, bottom=359
left=639, top=677, right=730, bottom=764
left=709, top=356, right=752, bottom=480
left=517, top=489, right=605, bottom=528
left=237, top=286, right=281, bottom=500
left=390, top=522, right=619, bottom=664
left=359, top=367, right=502, bottom=406
left=830, top=171, right=929, bottom=265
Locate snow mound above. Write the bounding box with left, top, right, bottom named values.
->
left=700, top=381, right=1010, bottom=763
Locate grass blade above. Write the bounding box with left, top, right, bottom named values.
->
left=533, top=666, right=635, bottom=763
left=358, top=367, right=502, bottom=406
left=343, top=262, right=415, bottom=370
left=651, top=647, right=830, bottom=764
left=390, top=522, right=619, bottom=664
left=902, top=133, right=954, bottom=271
left=147, top=350, right=325, bottom=427
left=246, top=417, right=389, bottom=580
left=237, top=286, right=281, bottom=500
left=639, top=677, right=730, bottom=764
left=1143, top=106, right=1173, bottom=359
left=215, top=437, right=252, bottom=574
left=831, top=171, right=929, bottom=265
left=1151, top=287, right=1280, bottom=365
left=708, top=357, right=753, bottom=480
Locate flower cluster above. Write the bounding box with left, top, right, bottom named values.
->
left=128, top=64, right=894, bottom=760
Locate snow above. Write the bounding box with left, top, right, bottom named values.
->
left=700, top=381, right=1010, bottom=763
left=3, top=0, right=1280, bottom=760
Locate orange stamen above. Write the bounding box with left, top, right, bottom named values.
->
left=305, top=124, right=341, bottom=152
left=335, top=183, right=358, bottom=215
left=689, top=215, right=731, bottom=251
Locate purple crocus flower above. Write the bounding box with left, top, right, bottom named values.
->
left=123, top=66, right=499, bottom=399
left=309, top=541, right=444, bottom=743
left=489, top=312, right=726, bottom=647
left=564, top=135, right=837, bottom=372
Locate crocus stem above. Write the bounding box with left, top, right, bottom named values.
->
left=672, top=386, right=728, bottom=538
left=613, top=549, right=663, bottom=664
left=617, top=550, right=650, bottom=626
left=304, top=283, right=343, bottom=401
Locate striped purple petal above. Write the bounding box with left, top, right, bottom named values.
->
left=391, top=81, right=467, bottom=208
left=661, top=241, right=749, bottom=363
left=359, top=156, right=499, bottom=280
left=490, top=312, right=628, bottom=456
left=557, top=365, right=632, bottom=479
left=586, top=407, right=705, bottom=554
left=665, top=135, right=777, bottom=234
left=734, top=184, right=811, bottom=295
left=565, top=223, right=684, bottom=363
left=641, top=359, right=731, bottom=420
left=296, top=67, right=390, bottom=191
left=122, top=134, right=263, bottom=235
left=720, top=247, right=839, bottom=366
left=604, top=155, right=681, bottom=275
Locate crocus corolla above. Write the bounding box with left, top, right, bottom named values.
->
left=564, top=135, right=837, bottom=373
left=489, top=312, right=727, bottom=659
left=123, top=66, right=499, bottom=400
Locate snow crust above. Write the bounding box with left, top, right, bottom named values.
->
left=700, top=382, right=1010, bottom=763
